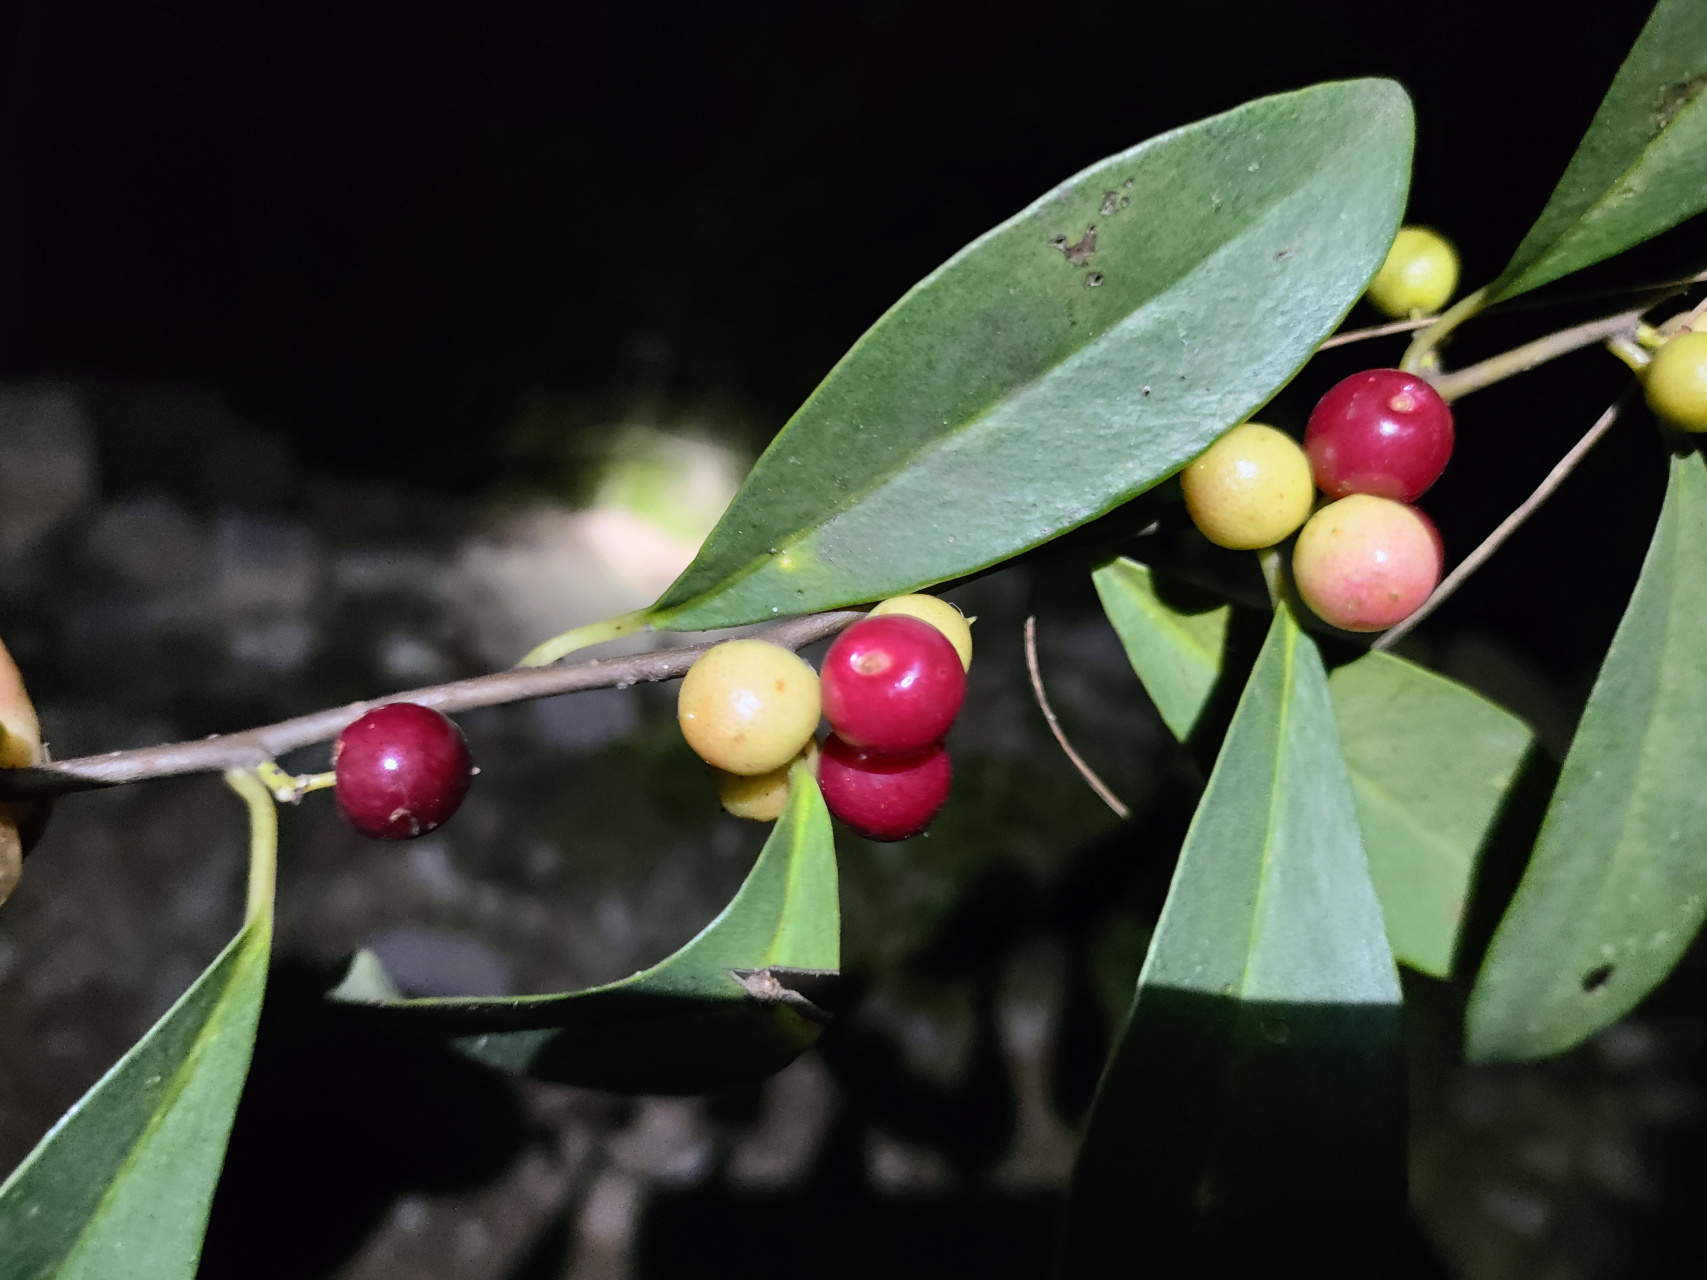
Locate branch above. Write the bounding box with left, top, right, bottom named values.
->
left=1316, top=316, right=1435, bottom=350
left=1023, top=616, right=1129, bottom=820
left=1372, top=391, right=1630, bottom=652
left=1430, top=306, right=1648, bottom=401
left=1, top=611, right=866, bottom=800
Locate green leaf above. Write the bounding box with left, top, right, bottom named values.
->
left=1468, top=452, right=1707, bottom=1062
left=0, top=770, right=276, bottom=1280
left=332, top=764, right=840, bottom=1094
left=649, top=80, right=1413, bottom=630
left=1063, top=608, right=1404, bottom=1273
left=1092, top=557, right=1230, bottom=740
left=1488, top=1, right=1707, bottom=302
left=1328, top=652, right=1534, bottom=979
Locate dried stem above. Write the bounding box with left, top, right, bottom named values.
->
left=1, top=611, right=866, bottom=800
left=1317, top=316, right=1437, bottom=350
left=1430, top=306, right=1651, bottom=401
left=1023, top=616, right=1130, bottom=820
left=1373, top=392, right=1630, bottom=652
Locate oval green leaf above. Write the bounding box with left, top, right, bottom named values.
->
left=1092, top=557, right=1230, bottom=741
left=649, top=81, right=1414, bottom=630
left=1467, top=451, right=1707, bottom=1062
left=1328, top=652, right=1535, bottom=979
left=0, top=770, right=276, bottom=1280
left=331, top=765, right=839, bottom=1094
left=1064, top=608, right=1404, bottom=1273
left=1488, top=0, right=1707, bottom=303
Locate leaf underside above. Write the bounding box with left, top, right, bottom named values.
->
left=1092, top=557, right=1230, bottom=740
left=1327, top=652, right=1534, bottom=980
left=1489, top=0, right=1707, bottom=302
left=651, top=80, right=1413, bottom=630
left=1063, top=608, right=1404, bottom=1274
left=1468, top=452, right=1707, bottom=1062
left=331, top=768, right=841, bottom=1094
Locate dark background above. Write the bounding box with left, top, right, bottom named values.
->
left=2, top=2, right=1704, bottom=1278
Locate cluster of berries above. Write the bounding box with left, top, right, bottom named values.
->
left=1178, top=228, right=1460, bottom=633
left=678, top=595, right=972, bottom=841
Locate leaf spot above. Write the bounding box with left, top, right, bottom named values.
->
left=1084, top=272, right=1104, bottom=288
left=1052, top=226, right=1097, bottom=265
left=1100, top=190, right=1121, bottom=216
left=1582, top=964, right=1614, bottom=993
left=1652, top=74, right=1707, bottom=133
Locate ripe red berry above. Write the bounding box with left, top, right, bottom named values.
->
left=819, top=734, right=951, bottom=842
left=1305, top=369, right=1454, bottom=502
left=334, top=703, right=474, bottom=840
left=821, top=615, right=965, bottom=754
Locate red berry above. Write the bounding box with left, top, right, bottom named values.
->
left=1305, top=369, right=1454, bottom=502
left=334, top=703, right=474, bottom=840
left=819, top=734, right=951, bottom=842
left=821, top=615, right=965, bottom=754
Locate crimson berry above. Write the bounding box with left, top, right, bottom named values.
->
left=1305, top=369, right=1454, bottom=502
left=819, top=734, right=951, bottom=842
left=821, top=615, right=965, bottom=754
left=334, top=703, right=474, bottom=840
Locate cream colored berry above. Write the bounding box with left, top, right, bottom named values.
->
left=1644, top=330, right=1707, bottom=432
left=716, top=739, right=820, bottom=822
left=1181, top=423, right=1314, bottom=550
left=678, top=639, right=821, bottom=775
left=1366, top=227, right=1459, bottom=318
left=869, top=594, right=973, bottom=670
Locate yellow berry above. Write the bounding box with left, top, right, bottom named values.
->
left=716, top=739, right=820, bottom=822
left=1181, top=423, right=1314, bottom=550
left=1644, top=330, right=1707, bottom=432
left=678, top=639, right=821, bottom=775
left=1366, top=227, right=1459, bottom=318
left=868, top=594, right=973, bottom=670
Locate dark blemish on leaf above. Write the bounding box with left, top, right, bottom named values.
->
left=1582, top=964, right=1614, bottom=993
left=1142, top=385, right=1151, bottom=395
left=1052, top=226, right=1097, bottom=265
left=1653, top=74, right=1707, bottom=132
left=1274, top=247, right=1294, bottom=260
left=1100, top=190, right=1120, bottom=216
left=1084, top=272, right=1104, bottom=288
left=1120, top=195, right=1130, bottom=208
left=1123, top=177, right=1134, bottom=188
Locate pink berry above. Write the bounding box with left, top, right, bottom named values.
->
left=1305, top=369, right=1454, bottom=502
left=821, top=615, right=965, bottom=755
left=819, top=734, right=951, bottom=842
left=1291, top=495, right=1443, bottom=633
left=334, top=703, right=474, bottom=840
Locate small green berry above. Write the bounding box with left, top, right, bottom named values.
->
left=1366, top=227, right=1459, bottom=318
left=1181, top=423, right=1314, bottom=550
left=1643, top=330, right=1707, bottom=432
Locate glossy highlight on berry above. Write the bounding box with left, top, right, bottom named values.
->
left=334, top=703, right=474, bottom=841
left=1306, top=368, right=1454, bottom=502
left=821, top=615, right=965, bottom=754
left=819, top=735, right=951, bottom=842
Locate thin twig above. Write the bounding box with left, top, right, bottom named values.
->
left=1317, top=316, right=1436, bottom=350
left=1, top=611, right=866, bottom=800
left=1022, top=616, right=1130, bottom=820
left=1430, top=306, right=1651, bottom=401
left=1373, top=392, right=1630, bottom=652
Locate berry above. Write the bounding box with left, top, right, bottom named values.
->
left=1180, top=423, right=1313, bottom=550
left=334, top=703, right=474, bottom=840
left=821, top=615, right=965, bottom=754
left=868, top=594, right=974, bottom=670
left=1643, top=330, right=1707, bottom=432
left=1366, top=226, right=1459, bottom=318
left=716, top=739, right=820, bottom=823
left=1291, top=495, right=1443, bottom=633
left=678, top=639, right=820, bottom=775
left=819, top=735, right=951, bottom=842
left=1305, top=369, right=1454, bottom=502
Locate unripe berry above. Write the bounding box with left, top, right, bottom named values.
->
left=334, top=703, right=474, bottom=840
left=715, top=739, right=820, bottom=823
left=1643, top=330, right=1707, bottom=432
left=1291, top=495, right=1442, bottom=633
left=868, top=594, right=973, bottom=670
left=1305, top=369, right=1454, bottom=502
left=1366, top=227, right=1459, bottom=318
left=821, top=615, right=965, bottom=754
left=1180, top=423, right=1313, bottom=550
left=678, top=639, right=821, bottom=775
left=819, top=735, right=951, bottom=842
